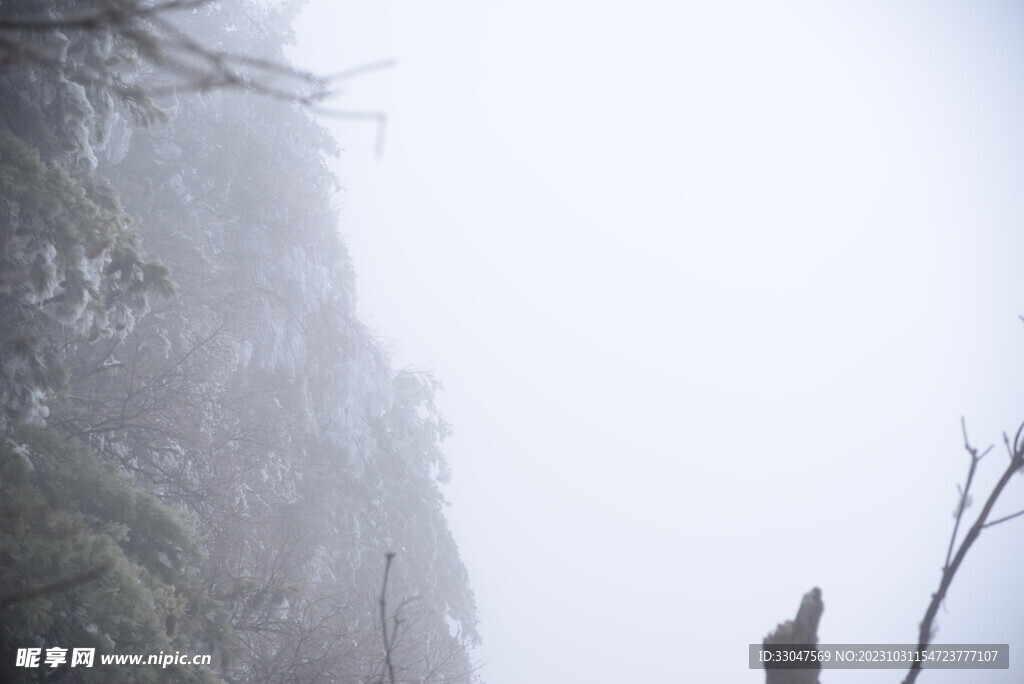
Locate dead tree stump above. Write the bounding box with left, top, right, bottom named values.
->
left=763, top=587, right=824, bottom=684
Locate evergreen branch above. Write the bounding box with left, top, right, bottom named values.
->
left=0, top=564, right=111, bottom=609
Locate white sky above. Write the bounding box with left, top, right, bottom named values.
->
left=291, top=2, right=1024, bottom=681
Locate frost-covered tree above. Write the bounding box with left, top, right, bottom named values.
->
left=3, top=2, right=481, bottom=681
left=0, top=427, right=231, bottom=684
left=0, top=0, right=173, bottom=426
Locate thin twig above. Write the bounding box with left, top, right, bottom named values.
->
left=982, top=508, right=1024, bottom=529
left=943, top=419, right=987, bottom=571
left=322, top=59, right=396, bottom=84
left=307, top=107, right=388, bottom=156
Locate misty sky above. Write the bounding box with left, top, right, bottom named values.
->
left=292, top=2, right=1024, bottom=681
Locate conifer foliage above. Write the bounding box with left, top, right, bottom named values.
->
left=1, top=2, right=480, bottom=682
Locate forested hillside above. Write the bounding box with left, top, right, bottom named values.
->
left=0, top=1, right=479, bottom=682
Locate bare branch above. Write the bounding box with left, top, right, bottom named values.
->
left=0, top=0, right=212, bottom=31
left=379, top=551, right=397, bottom=684
left=903, top=420, right=1024, bottom=684
left=0, top=0, right=392, bottom=151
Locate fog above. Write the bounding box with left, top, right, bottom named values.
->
left=294, top=1, right=1024, bottom=682
left=2, top=1, right=1023, bottom=682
